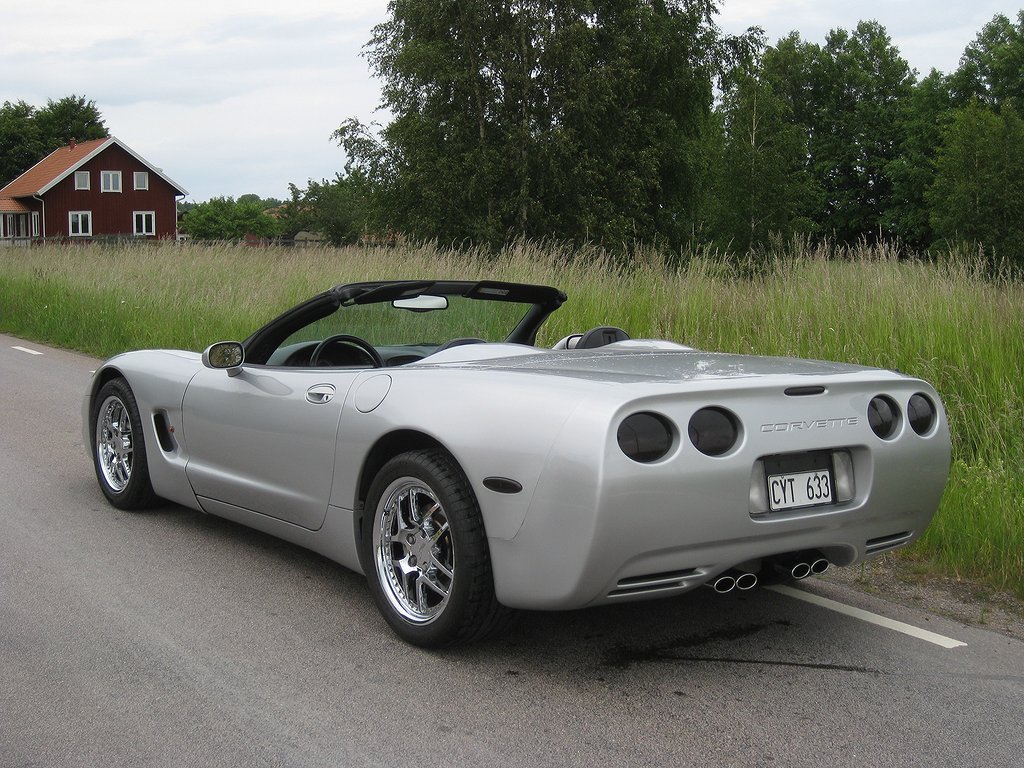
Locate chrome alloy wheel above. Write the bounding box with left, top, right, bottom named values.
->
left=95, top=394, right=134, bottom=493
left=373, top=478, right=456, bottom=625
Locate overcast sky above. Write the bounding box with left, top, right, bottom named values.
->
left=4, top=1, right=1020, bottom=201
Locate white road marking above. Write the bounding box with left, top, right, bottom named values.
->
left=12, top=346, right=43, bottom=356
left=768, top=584, right=968, bottom=649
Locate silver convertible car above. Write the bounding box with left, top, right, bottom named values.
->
left=84, top=280, right=951, bottom=646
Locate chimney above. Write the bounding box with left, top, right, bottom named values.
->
left=70, top=138, right=77, bottom=151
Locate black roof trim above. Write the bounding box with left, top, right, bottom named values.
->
left=333, top=280, right=565, bottom=309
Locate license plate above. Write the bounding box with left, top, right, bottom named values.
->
left=767, top=469, right=833, bottom=511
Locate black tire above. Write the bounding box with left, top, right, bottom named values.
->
left=361, top=449, right=509, bottom=647
left=91, top=378, right=158, bottom=510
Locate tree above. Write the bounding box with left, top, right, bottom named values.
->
left=281, top=173, right=371, bottom=245
left=541, top=0, right=723, bottom=246
left=343, top=0, right=727, bottom=248
left=812, top=22, right=915, bottom=242
left=0, top=101, right=42, bottom=186
left=709, top=37, right=819, bottom=249
left=951, top=11, right=1024, bottom=110
left=928, top=101, right=1024, bottom=265
left=749, top=25, right=915, bottom=245
left=0, top=95, right=108, bottom=186
left=179, top=197, right=281, bottom=240
left=34, top=95, right=107, bottom=147
left=237, top=193, right=284, bottom=210
left=882, top=69, right=952, bottom=247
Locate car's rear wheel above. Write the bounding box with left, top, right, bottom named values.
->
left=362, top=449, right=508, bottom=647
left=92, top=378, right=158, bottom=510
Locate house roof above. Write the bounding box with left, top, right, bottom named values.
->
left=0, top=197, right=30, bottom=213
left=0, top=136, right=188, bottom=198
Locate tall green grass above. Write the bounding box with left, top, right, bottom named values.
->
left=2, top=240, right=1021, bottom=595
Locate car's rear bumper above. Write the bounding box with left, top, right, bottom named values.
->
left=487, top=379, right=951, bottom=611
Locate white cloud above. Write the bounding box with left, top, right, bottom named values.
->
left=4, top=1, right=388, bottom=199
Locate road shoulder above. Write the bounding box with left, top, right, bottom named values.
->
left=818, top=553, right=1024, bottom=643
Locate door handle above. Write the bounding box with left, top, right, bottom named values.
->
left=306, top=384, right=336, bottom=404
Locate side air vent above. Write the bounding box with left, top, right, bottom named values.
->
left=865, top=531, right=913, bottom=554
left=608, top=569, right=701, bottom=598
left=152, top=411, right=177, bottom=452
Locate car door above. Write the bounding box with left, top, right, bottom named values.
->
left=181, top=364, right=358, bottom=530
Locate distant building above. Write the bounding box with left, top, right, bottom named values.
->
left=0, top=137, right=188, bottom=245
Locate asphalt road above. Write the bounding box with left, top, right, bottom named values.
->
left=1, top=334, right=1022, bottom=767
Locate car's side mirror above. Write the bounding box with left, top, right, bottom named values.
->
left=202, top=341, right=244, bottom=377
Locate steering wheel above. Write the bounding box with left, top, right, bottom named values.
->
left=309, top=334, right=384, bottom=368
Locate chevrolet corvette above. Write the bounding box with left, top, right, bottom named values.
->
left=84, top=280, right=951, bottom=646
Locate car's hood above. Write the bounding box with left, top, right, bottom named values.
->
left=444, top=348, right=895, bottom=384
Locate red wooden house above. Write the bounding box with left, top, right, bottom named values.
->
left=0, top=137, right=188, bottom=244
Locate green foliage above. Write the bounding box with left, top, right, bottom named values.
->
left=0, top=101, right=42, bottom=187
left=34, top=95, right=107, bottom=147
left=708, top=39, right=819, bottom=249
left=342, top=0, right=728, bottom=248
left=928, top=101, right=1024, bottom=265
left=701, top=22, right=918, bottom=250
left=281, top=174, right=371, bottom=245
left=0, top=95, right=108, bottom=186
left=810, top=22, right=915, bottom=242
left=298, top=8, right=1024, bottom=261
left=882, top=70, right=952, bottom=247
left=179, top=197, right=282, bottom=240
left=951, top=11, right=1024, bottom=109
left=236, top=194, right=284, bottom=210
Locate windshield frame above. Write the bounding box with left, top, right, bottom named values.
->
left=241, top=280, right=566, bottom=366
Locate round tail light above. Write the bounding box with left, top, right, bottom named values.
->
left=617, top=413, right=674, bottom=463
left=868, top=395, right=900, bottom=439
left=907, top=393, right=937, bottom=435
left=688, top=407, right=739, bottom=456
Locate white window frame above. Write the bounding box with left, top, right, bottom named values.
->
left=2, top=214, right=12, bottom=239
left=74, top=170, right=91, bottom=190
left=101, top=170, right=122, bottom=193
left=134, top=171, right=149, bottom=191
left=69, top=211, right=93, bottom=236
left=31, top=212, right=40, bottom=237
left=133, top=211, right=156, bottom=236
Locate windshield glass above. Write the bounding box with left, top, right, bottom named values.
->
left=279, top=293, right=533, bottom=350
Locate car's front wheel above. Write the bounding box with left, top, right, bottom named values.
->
left=92, top=378, right=158, bottom=510
left=362, top=449, right=508, bottom=647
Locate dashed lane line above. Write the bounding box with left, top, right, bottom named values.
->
left=12, top=346, right=43, bottom=356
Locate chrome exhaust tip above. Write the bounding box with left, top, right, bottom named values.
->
left=810, top=557, right=830, bottom=575
left=774, top=559, right=811, bottom=580
left=708, top=574, right=736, bottom=593
left=791, top=562, right=812, bottom=580
left=734, top=571, right=758, bottom=590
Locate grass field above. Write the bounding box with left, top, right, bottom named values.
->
left=2, top=239, right=1021, bottom=596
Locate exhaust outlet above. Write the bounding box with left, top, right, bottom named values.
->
left=810, top=557, right=830, bottom=575
left=773, top=559, right=811, bottom=580
left=707, top=574, right=736, bottom=593
left=734, top=571, right=758, bottom=590
left=707, top=570, right=758, bottom=593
